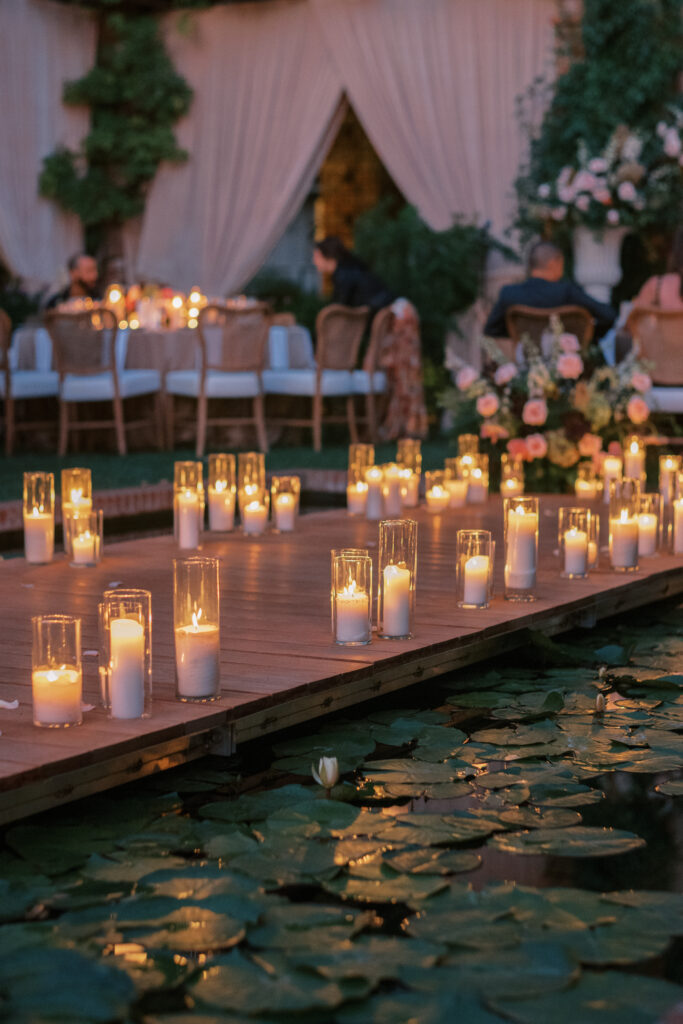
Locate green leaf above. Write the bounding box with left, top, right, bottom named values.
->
left=489, top=826, right=645, bottom=858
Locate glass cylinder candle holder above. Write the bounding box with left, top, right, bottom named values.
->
left=238, top=486, right=269, bottom=535
left=500, top=454, right=525, bottom=499
left=381, top=463, right=403, bottom=517
left=332, top=551, right=372, bottom=646
left=23, top=471, right=55, bottom=564
left=458, top=433, right=479, bottom=458
left=575, top=462, right=599, bottom=501
left=397, top=438, right=422, bottom=475
left=637, top=493, right=661, bottom=558
left=623, top=435, right=646, bottom=482
left=467, top=455, right=489, bottom=504
left=174, top=460, right=203, bottom=550
left=398, top=468, right=420, bottom=508
left=65, top=509, right=103, bottom=568
left=444, top=458, right=468, bottom=508
left=659, top=454, right=681, bottom=507
left=32, top=614, right=82, bottom=727
left=99, top=588, right=152, bottom=719
left=558, top=507, right=589, bottom=579
left=174, top=556, right=220, bottom=702
left=602, top=455, right=622, bottom=505
left=504, top=496, right=539, bottom=601
left=365, top=465, right=385, bottom=520
left=587, top=511, right=600, bottom=569
left=346, top=466, right=369, bottom=515
left=456, top=529, right=493, bottom=609
left=378, top=519, right=417, bottom=639
left=425, top=471, right=450, bottom=513
left=349, top=443, right=375, bottom=476
left=238, top=450, right=266, bottom=492
left=608, top=479, right=640, bottom=572
left=673, top=495, right=683, bottom=554
left=271, top=475, right=300, bottom=532
left=61, top=467, right=92, bottom=555
left=330, top=548, right=369, bottom=633
left=207, top=453, right=236, bottom=532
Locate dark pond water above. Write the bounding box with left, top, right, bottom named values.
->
left=0, top=600, right=682, bottom=1023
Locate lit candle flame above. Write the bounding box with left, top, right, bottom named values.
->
left=192, top=608, right=203, bottom=631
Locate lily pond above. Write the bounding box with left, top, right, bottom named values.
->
left=2, top=603, right=683, bottom=1024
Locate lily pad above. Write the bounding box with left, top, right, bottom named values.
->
left=489, top=826, right=645, bottom=858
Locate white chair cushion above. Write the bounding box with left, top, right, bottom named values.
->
left=0, top=370, right=59, bottom=399
left=263, top=369, right=354, bottom=397
left=648, top=388, right=683, bottom=414
left=352, top=369, right=388, bottom=394
left=267, top=326, right=290, bottom=371
left=166, top=369, right=261, bottom=399
left=61, top=369, right=161, bottom=402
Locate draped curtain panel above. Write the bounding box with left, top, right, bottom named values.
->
left=0, top=0, right=94, bottom=288
left=312, top=0, right=555, bottom=237
left=134, top=0, right=344, bottom=295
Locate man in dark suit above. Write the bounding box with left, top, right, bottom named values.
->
left=45, top=253, right=101, bottom=309
left=483, top=241, right=616, bottom=339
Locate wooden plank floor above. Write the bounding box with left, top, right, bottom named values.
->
left=1, top=496, right=682, bottom=824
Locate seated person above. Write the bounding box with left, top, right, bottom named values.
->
left=313, top=236, right=394, bottom=319
left=632, top=227, right=683, bottom=310
left=483, top=241, right=616, bottom=339
left=45, top=253, right=101, bottom=309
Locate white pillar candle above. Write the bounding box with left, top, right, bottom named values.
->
left=335, top=583, right=370, bottom=643
left=637, top=513, right=658, bottom=556
left=382, top=467, right=403, bottom=517
left=505, top=506, right=538, bottom=590
left=365, top=469, right=384, bottom=520
left=71, top=530, right=96, bottom=565
left=602, top=457, right=622, bottom=504
left=609, top=512, right=638, bottom=570
left=32, top=668, right=81, bottom=725
left=177, top=490, right=200, bottom=549
left=63, top=489, right=91, bottom=518
left=425, top=485, right=450, bottom=513
left=347, top=481, right=368, bottom=515
left=564, top=527, right=588, bottom=576
left=274, top=492, right=296, bottom=531
left=575, top=479, right=598, bottom=501
left=624, top=444, right=645, bottom=480
left=446, top=479, right=468, bottom=508
left=588, top=540, right=598, bottom=567
left=242, top=501, right=268, bottom=535
left=674, top=500, right=683, bottom=554
left=467, top=469, right=487, bottom=504
left=660, top=460, right=677, bottom=505
left=501, top=477, right=524, bottom=499
left=208, top=485, right=235, bottom=531
left=109, top=618, right=145, bottom=719
left=463, top=555, right=490, bottom=606
left=399, top=471, right=419, bottom=508
left=175, top=617, right=220, bottom=698
left=24, top=510, right=54, bottom=564
left=382, top=564, right=411, bottom=636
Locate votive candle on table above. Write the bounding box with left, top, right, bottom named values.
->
left=637, top=493, right=661, bottom=557
left=378, top=519, right=417, bottom=639
left=381, top=463, right=403, bottom=517
left=608, top=479, right=640, bottom=572
left=100, top=588, right=151, bottom=718
left=673, top=498, right=683, bottom=554
left=332, top=551, right=372, bottom=645
left=365, top=465, right=385, bottom=520
left=425, top=471, right=450, bottom=513
left=32, top=614, right=82, bottom=727
left=575, top=462, right=599, bottom=501
left=623, top=436, right=645, bottom=481
left=399, top=468, right=420, bottom=508
left=500, top=454, right=524, bottom=498
left=558, top=507, right=589, bottom=579
left=239, top=488, right=269, bottom=535
left=65, top=509, right=102, bottom=568
left=587, top=511, right=600, bottom=569
left=23, top=471, right=54, bottom=564
left=346, top=477, right=368, bottom=516
left=456, top=529, right=493, bottom=609
left=504, top=497, right=539, bottom=601
left=208, top=453, right=236, bottom=532
left=602, top=455, right=622, bottom=504
left=271, top=475, right=300, bottom=532
left=61, top=467, right=92, bottom=556
left=659, top=455, right=680, bottom=506
left=174, top=556, right=220, bottom=702
left=444, top=458, right=468, bottom=508
left=174, top=461, right=203, bottom=550
left=467, top=455, right=489, bottom=504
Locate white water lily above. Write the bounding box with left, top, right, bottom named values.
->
left=311, top=756, right=339, bottom=789
left=595, top=693, right=606, bottom=714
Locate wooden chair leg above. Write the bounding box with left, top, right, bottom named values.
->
left=346, top=394, right=358, bottom=445
left=254, top=393, right=268, bottom=453
left=366, top=392, right=377, bottom=443
left=5, top=397, right=14, bottom=456
left=58, top=400, right=68, bottom=456
left=165, top=393, right=175, bottom=449
left=313, top=393, right=323, bottom=452
left=113, top=396, right=126, bottom=456
left=154, top=392, right=165, bottom=451
left=196, top=394, right=207, bottom=457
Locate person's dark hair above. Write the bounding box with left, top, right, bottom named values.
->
left=314, top=236, right=364, bottom=270
left=67, top=252, right=90, bottom=273
left=528, top=241, right=563, bottom=273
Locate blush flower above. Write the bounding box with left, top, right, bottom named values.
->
left=607, top=209, right=620, bottom=225
left=627, top=395, right=650, bottom=425
left=480, top=422, right=509, bottom=442
left=575, top=195, right=590, bottom=213
left=476, top=392, right=500, bottom=418
left=578, top=433, right=603, bottom=458
left=507, top=437, right=528, bottom=460
left=557, top=353, right=584, bottom=379
left=664, top=128, right=682, bottom=158
left=559, top=333, right=580, bottom=353
left=494, top=362, right=517, bottom=386
left=456, top=366, right=478, bottom=390
left=631, top=371, right=652, bottom=393
left=607, top=440, right=623, bottom=457
left=617, top=181, right=637, bottom=203
left=522, top=398, right=548, bottom=426
left=525, top=433, right=548, bottom=459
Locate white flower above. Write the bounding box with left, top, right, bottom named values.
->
left=664, top=128, right=682, bottom=158
left=607, top=209, right=620, bottom=225
left=537, top=183, right=551, bottom=199
left=312, top=756, right=339, bottom=789
left=621, top=134, right=643, bottom=162
left=617, top=180, right=637, bottom=202
left=595, top=693, right=606, bottom=714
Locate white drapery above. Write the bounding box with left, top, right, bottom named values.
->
left=134, top=1, right=345, bottom=295
left=312, top=0, right=555, bottom=237
left=0, top=0, right=95, bottom=288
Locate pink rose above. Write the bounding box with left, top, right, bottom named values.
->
left=557, top=353, right=584, bottom=379
left=507, top=438, right=528, bottom=460
left=480, top=422, right=509, bottom=442
left=593, top=188, right=612, bottom=205
left=574, top=170, right=598, bottom=193
left=476, top=392, right=500, bottom=418
left=494, top=362, right=517, bottom=386
left=588, top=157, right=609, bottom=175
left=559, top=333, right=580, bottom=353
left=627, top=395, right=650, bottom=425
left=551, top=206, right=567, bottom=221
left=456, top=366, right=478, bottom=390
left=578, top=433, right=603, bottom=458
left=522, top=398, right=548, bottom=426
left=631, top=371, right=652, bottom=393
left=607, top=209, right=620, bottom=225
left=617, top=181, right=637, bottom=203
left=575, top=195, right=590, bottom=213
left=608, top=441, right=623, bottom=457
left=557, top=187, right=574, bottom=205
left=664, top=128, right=681, bottom=158
left=525, top=433, right=548, bottom=459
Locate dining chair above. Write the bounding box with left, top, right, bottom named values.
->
left=0, top=310, right=60, bottom=454
left=45, top=308, right=162, bottom=455
left=263, top=304, right=369, bottom=451
left=165, top=303, right=270, bottom=455
left=505, top=305, right=594, bottom=349
left=625, top=307, right=683, bottom=414
left=353, top=305, right=392, bottom=442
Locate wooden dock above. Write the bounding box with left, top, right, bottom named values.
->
left=1, top=497, right=682, bottom=824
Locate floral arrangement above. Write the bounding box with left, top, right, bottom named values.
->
left=516, top=115, right=683, bottom=235
left=442, top=318, right=656, bottom=490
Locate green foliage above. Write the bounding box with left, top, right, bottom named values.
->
left=39, top=12, right=192, bottom=244
left=0, top=282, right=41, bottom=330
left=245, top=271, right=326, bottom=336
